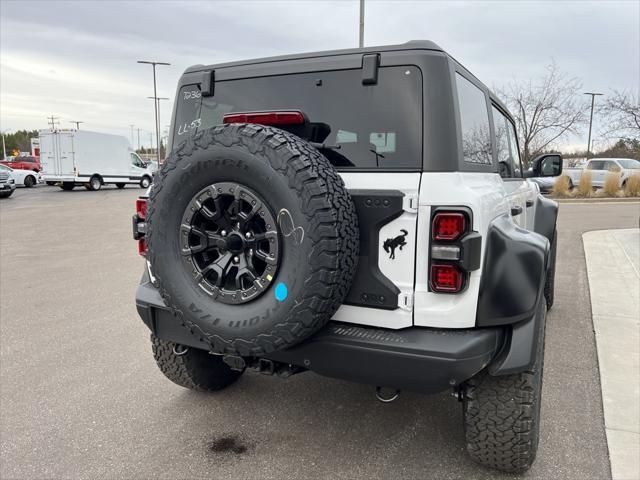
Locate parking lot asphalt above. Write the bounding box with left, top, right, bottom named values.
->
left=1, top=186, right=639, bottom=480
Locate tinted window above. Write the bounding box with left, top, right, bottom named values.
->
left=173, top=67, right=423, bottom=169
left=492, top=106, right=522, bottom=178
left=456, top=74, right=492, bottom=165
left=587, top=161, right=604, bottom=170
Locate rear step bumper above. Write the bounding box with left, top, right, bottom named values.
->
left=136, top=278, right=504, bottom=394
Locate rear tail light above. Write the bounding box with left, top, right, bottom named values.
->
left=432, top=212, right=465, bottom=241
left=136, top=198, right=147, bottom=220
left=429, top=209, right=474, bottom=294
left=134, top=198, right=148, bottom=257
left=430, top=264, right=464, bottom=293
left=222, top=111, right=305, bottom=126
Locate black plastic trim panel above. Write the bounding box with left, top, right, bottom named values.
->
left=344, top=189, right=404, bottom=310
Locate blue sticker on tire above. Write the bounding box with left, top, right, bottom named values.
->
left=275, top=282, right=288, bottom=302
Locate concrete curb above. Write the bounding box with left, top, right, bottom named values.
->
left=554, top=197, right=640, bottom=203
left=583, top=228, right=640, bottom=480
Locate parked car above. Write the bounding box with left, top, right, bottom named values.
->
left=0, top=155, right=41, bottom=172
left=0, top=165, right=16, bottom=198
left=0, top=164, right=40, bottom=188
left=132, top=40, right=561, bottom=473
left=565, top=158, right=640, bottom=188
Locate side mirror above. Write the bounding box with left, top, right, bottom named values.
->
left=530, top=153, right=562, bottom=177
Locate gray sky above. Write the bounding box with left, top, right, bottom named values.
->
left=1, top=0, right=638, bottom=151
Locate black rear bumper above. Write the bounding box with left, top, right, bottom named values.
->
left=136, top=277, right=507, bottom=394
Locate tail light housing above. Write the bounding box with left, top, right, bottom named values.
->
left=223, top=111, right=305, bottom=126
left=429, top=208, right=481, bottom=294
left=133, top=197, right=148, bottom=257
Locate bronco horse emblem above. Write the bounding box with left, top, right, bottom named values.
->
left=383, top=229, right=408, bottom=259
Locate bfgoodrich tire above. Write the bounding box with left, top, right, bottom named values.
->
left=146, top=124, right=359, bottom=356
left=151, top=334, right=243, bottom=391
left=463, top=298, right=547, bottom=473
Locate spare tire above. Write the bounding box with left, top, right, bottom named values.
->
left=146, top=124, right=359, bottom=356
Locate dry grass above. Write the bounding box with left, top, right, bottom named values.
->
left=551, top=174, right=572, bottom=197
left=601, top=171, right=623, bottom=197
left=624, top=173, right=640, bottom=197
left=573, top=170, right=593, bottom=198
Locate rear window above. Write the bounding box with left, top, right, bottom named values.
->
left=173, top=66, right=423, bottom=170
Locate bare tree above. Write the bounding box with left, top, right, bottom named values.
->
left=598, top=90, right=640, bottom=140
left=499, top=61, right=585, bottom=166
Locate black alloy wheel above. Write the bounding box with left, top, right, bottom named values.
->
left=180, top=182, right=280, bottom=305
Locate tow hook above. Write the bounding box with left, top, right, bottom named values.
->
left=375, top=386, right=400, bottom=403
left=452, top=384, right=466, bottom=402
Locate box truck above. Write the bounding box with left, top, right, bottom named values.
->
left=40, top=129, right=155, bottom=190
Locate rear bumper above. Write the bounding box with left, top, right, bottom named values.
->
left=136, top=277, right=505, bottom=394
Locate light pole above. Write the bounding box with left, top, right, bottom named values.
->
left=129, top=124, right=135, bottom=146
left=148, top=97, right=169, bottom=158
left=137, top=60, right=170, bottom=167
left=70, top=121, right=83, bottom=130
left=359, top=0, right=365, bottom=47
left=1, top=130, right=9, bottom=160
left=136, top=128, right=141, bottom=151
left=584, top=92, right=603, bottom=159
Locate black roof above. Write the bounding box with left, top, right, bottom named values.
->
left=184, top=40, right=443, bottom=74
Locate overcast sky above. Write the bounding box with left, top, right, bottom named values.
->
left=1, top=0, right=638, bottom=151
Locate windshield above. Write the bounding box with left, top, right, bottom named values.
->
left=173, top=66, right=423, bottom=170
left=617, top=159, right=640, bottom=169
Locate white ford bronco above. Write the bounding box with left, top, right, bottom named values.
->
left=133, top=40, right=562, bottom=472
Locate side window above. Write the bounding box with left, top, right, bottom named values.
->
left=131, top=153, right=143, bottom=167
left=492, top=106, right=522, bottom=178
left=587, top=161, right=603, bottom=170
left=607, top=161, right=621, bottom=172
left=456, top=74, right=492, bottom=165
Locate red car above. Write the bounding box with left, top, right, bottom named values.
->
left=0, top=156, right=41, bottom=172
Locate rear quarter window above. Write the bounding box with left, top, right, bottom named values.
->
left=173, top=66, right=423, bottom=170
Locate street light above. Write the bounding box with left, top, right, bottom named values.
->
left=1, top=129, right=10, bottom=160
left=584, top=92, right=603, bottom=159
left=137, top=60, right=170, bottom=167
left=148, top=96, right=169, bottom=158
left=70, top=121, right=84, bottom=130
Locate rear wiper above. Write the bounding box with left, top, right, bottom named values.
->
left=309, top=142, right=342, bottom=150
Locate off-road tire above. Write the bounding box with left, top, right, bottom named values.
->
left=60, top=182, right=75, bottom=191
left=463, top=299, right=546, bottom=473
left=24, top=175, right=35, bottom=188
left=116, top=183, right=126, bottom=189
left=151, top=334, right=243, bottom=391
left=146, top=123, right=358, bottom=356
left=544, top=230, right=557, bottom=310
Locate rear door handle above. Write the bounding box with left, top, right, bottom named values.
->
left=526, top=200, right=534, bottom=207
left=511, top=205, right=523, bottom=216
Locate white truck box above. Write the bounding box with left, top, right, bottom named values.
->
left=39, top=129, right=155, bottom=189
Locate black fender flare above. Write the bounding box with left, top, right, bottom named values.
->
left=476, top=214, right=548, bottom=327
left=532, top=194, right=558, bottom=245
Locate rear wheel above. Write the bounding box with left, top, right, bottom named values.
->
left=60, top=182, right=75, bottom=191
left=24, top=175, right=36, bottom=188
left=140, top=176, right=151, bottom=189
left=151, top=335, right=243, bottom=391
left=463, top=299, right=546, bottom=473
left=115, top=183, right=126, bottom=189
